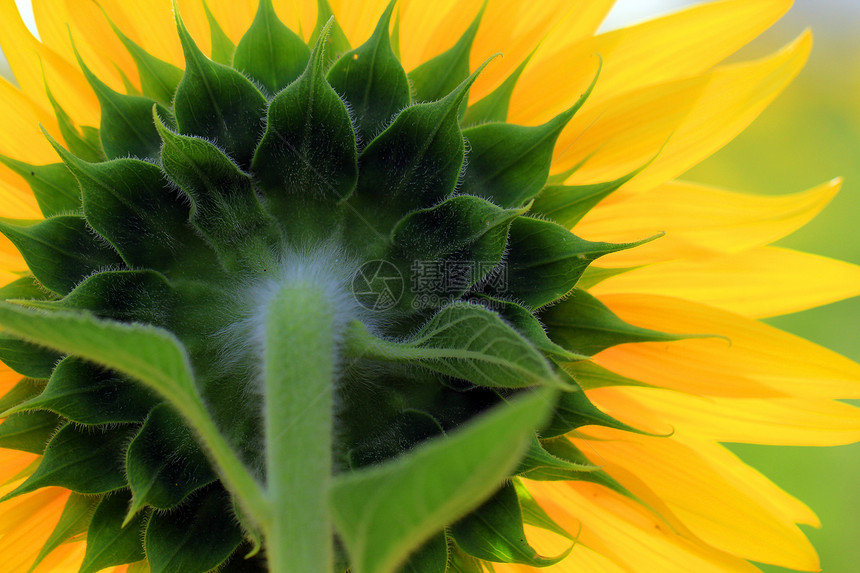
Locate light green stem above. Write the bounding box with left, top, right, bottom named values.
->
left=263, top=283, right=337, bottom=573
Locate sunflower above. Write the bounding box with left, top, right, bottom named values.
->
left=0, top=0, right=858, bottom=571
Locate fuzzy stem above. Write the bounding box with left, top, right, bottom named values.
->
left=263, top=283, right=337, bottom=573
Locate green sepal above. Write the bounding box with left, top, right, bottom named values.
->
left=448, top=545, right=488, bottom=573
left=327, top=1, right=409, bottom=139
left=330, top=388, right=554, bottom=573
left=28, top=493, right=100, bottom=572
left=472, top=295, right=586, bottom=362
left=125, top=403, right=216, bottom=515
left=0, top=378, right=44, bottom=413
left=232, top=0, right=310, bottom=95
left=203, top=0, right=236, bottom=65
left=45, top=141, right=208, bottom=271
left=344, top=303, right=562, bottom=389
left=532, top=169, right=644, bottom=228
left=252, top=19, right=358, bottom=236
left=462, top=53, right=533, bottom=125
left=0, top=215, right=124, bottom=295
left=461, top=107, right=576, bottom=208
left=5, top=357, right=158, bottom=424
left=495, top=217, right=658, bottom=308
left=73, top=45, right=168, bottom=160
left=17, top=271, right=174, bottom=328
left=514, top=435, right=599, bottom=479
left=398, top=532, right=448, bottom=573
left=0, top=410, right=62, bottom=454
left=451, top=481, right=571, bottom=566
left=561, top=360, right=654, bottom=391
left=79, top=490, right=147, bottom=573
left=408, top=2, right=486, bottom=103
left=145, top=486, right=244, bottom=573
left=310, top=0, right=351, bottom=60
left=43, top=81, right=104, bottom=162
left=0, top=275, right=53, bottom=300
left=350, top=60, right=491, bottom=236
left=173, top=9, right=268, bottom=167
left=105, top=13, right=184, bottom=105
left=576, top=265, right=638, bottom=290
left=512, top=479, right=577, bottom=541
left=0, top=155, right=81, bottom=217
left=2, top=423, right=135, bottom=500
left=541, top=288, right=686, bottom=356
left=155, top=112, right=279, bottom=260
left=0, top=336, right=62, bottom=378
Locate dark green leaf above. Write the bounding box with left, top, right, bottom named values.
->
left=451, top=481, right=570, bottom=566
left=126, top=403, right=215, bottom=514
left=7, top=356, right=158, bottom=424
left=495, top=217, right=657, bottom=308
left=0, top=378, right=44, bottom=413
left=0, top=411, right=61, bottom=454
left=145, top=486, right=244, bottom=573
left=203, top=0, right=236, bottom=65
left=28, top=493, right=100, bottom=572
left=0, top=215, right=123, bottom=295
left=327, top=1, right=408, bottom=139
left=232, top=0, right=310, bottom=95
left=310, top=0, right=351, bottom=60
left=531, top=170, right=644, bottom=228
left=79, top=491, right=147, bottom=573
left=409, top=2, right=485, bottom=102
left=173, top=9, right=268, bottom=167
left=462, top=53, right=532, bottom=125
left=252, top=20, right=358, bottom=229
left=461, top=108, right=575, bottom=207
left=541, top=288, right=686, bottom=356
left=330, top=389, right=554, bottom=573
left=345, top=303, right=561, bottom=389
left=0, top=336, right=62, bottom=378
left=0, top=155, right=80, bottom=217
left=398, top=532, right=448, bottom=573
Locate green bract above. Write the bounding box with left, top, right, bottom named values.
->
left=0, top=1, right=672, bottom=572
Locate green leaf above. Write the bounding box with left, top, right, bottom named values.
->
left=512, top=479, right=576, bottom=541
left=575, top=265, right=638, bottom=290
left=155, top=112, right=279, bottom=258
left=330, top=388, right=555, bottom=573
left=0, top=411, right=62, bottom=454
left=462, top=53, right=533, bottom=125
left=0, top=275, right=53, bottom=301
left=145, top=486, right=244, bottom=573
left=45, top=140, right=208, bottom=271
left=541, top=288, right=686, bottom=356
left=28, top=493, right=100, bottom=572
left=327, top=1, right=409, bottom=139
left=0, top=155, right=80, bottom=217
left=515, top=435, right=599, bottom=479
left=345, top=303, right=561, bottom=389
left=173, top=8, right=268, bottom=167
left=3, top=423, right=133, bottom=500
left=232, top=0, right=310, bottom=95
left=79, top=491, right=147, bottom=573
left=560, top=360, right=654, bottom=391
left=448, top=545, right=487, bottom=573
left=126, top=403, right=216, bottom=515
left=6, top=357, right=158, bottom=424
left=310, top=0, right=351, bottom=60
left=0, top=335, right=62, bottom=378
left=0, top=378, right=44, bottom=413
left=73, top=44, right=168, bottom=159
left=408, top=2, right=485, bottom=102
left=43, top=82, right=104, bottom=162
left=398, top=533, right=448, bottom=573
left=495, top=217, right=657, bottom=308
left=461, top=108, right=575, bottom=208
left=531, top=169, right=644, bottom=228
left=0, top=215, right=123, bottom=295
left=451, top=481, right=571, bottom=566
left=252, top=19, right=358, bottom=228
left=106, top=13, right=184, bottom=105
left=203, top=0, right=236, bottom=65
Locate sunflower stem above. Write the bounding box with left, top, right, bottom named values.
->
left=263, top=283, right=337, bottom=573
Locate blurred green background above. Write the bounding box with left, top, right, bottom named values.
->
left=1, top=0, right=857, bottom=571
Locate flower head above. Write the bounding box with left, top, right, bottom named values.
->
left=0, top=1, right=858, bottom=572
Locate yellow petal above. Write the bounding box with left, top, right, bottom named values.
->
left=511, top=0, right=792, bottom=125
left=570, top=429, right=819, bottom=570
left=556, top=32, right=811, bottom=188
left=574, top=179, right=840, bottom=266
left=592, top=247, right=860, bottom=318
left=592, top=293, right=860, bottom=399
